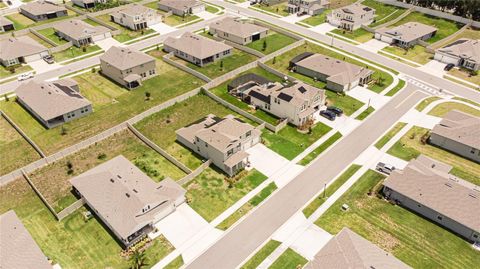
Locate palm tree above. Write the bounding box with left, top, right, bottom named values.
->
left=130, top=250, right=147, bottom=269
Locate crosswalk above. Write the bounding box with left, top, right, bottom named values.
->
left=404, top=76, right=452, bottom=98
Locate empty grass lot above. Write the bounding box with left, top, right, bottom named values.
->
left=269, top=248, right=308, bottom=269
left=387, top=126, right=480, bottom=185
left=0, top=64, right=33, bottom=79
left=246, top=32, right=296, bottom=55
left=363, top=0, right=406, bottom=28
left=303, top=164, right=361, bottom=217
left=28, top=130, right=186, bottom=212
left=0, top=117, right=40, bottom=176
left=95, top=14, right=155, bottom=43
left=182, top=48, right=258, bottom=79
left=262, top=122, right=332, bottom=160
left=0, top=179, right=174, bottom=269
left=298, top=10, right=331, bottom=27
left=374, top=122, right=407, bottom=149
left=241, top=240, right=281, bottom=269
left=315, top=169, right=480, bottom=269
left=52, top=45, right=102, bottom=63
left=331, top=28, right=373, bottom=43
left=252, top=3, right=289, bottom=17
left=298, top=131, right=342, bottom=165
left=390, top=12, right=463, bottom=44
left=427, top=102, right=480, bottom=118
left=37, top=28, right=68, bottom=45
left=0, top=54, right=203, bottom=155
left=134, top=94, right=256, bottom=170
left=185, top=167, right=267, bottom=222
left=382, top=45, right=433, bottom=65
left=217, top=182, right=277, bottom=230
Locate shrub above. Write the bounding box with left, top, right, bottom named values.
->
left=97, top=153, right=107, bottom=160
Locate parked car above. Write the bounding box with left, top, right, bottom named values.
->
left=320, top=110, right=336, bottom=121
left=327, top=106, right=343, bottom=116
left=376, top=162, right=395, bottom=175
left=43, top=55, right=55, bottom=64
left=17, top=72, right=34, bottom=81
left=444, top=63, right=455, bottom=71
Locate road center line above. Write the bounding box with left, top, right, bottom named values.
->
left=395, top=91, right=419, bottom=109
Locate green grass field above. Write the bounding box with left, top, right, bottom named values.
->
left=299, top=10, right=331, bottom=27
left=269, top=248, right=308, bottom=269
left=53, top=45, right=102, bottom=63
left=374, top=122, right=407, bottom=149
left=6, top=10, right=77, bottom=30
left=0, top=55, right=203, bottom=155
left=427, top=102, right=480, bottom=118
left=331, top=28, right=373, bottom=43
left=246, top=32, right=296, bottom=55
left=241, top=240, right=281, bottom=269
left=185, top=168, right=267, bottom=222
left=415, top=96, right=441, bottom=111
left=385, top=79, right=406, bottom=96
left=382, top=45, right=433, bottom=65
left=363, top=0, right=407, bottom=28
left=315, top=169, right=480, bottom=269
left=252, top=3, right=289, bottom=17
left=0, top=64, right=33, bottom=79
left=164, top=255, right=184, bottom=269
left=298, top=131, right=342, bottom=165
left=37, top=28, right=68, bottom=45
left=355, top=106, right=375, bottom=120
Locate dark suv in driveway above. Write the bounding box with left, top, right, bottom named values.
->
left=444, top=63, right=455, bottom=71
left=327, top=106, right=343, bottom=116
left=320, top=110, right=336, bottom=121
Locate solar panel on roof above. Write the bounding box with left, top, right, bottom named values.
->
left=278, top=92, right=293, bottom=102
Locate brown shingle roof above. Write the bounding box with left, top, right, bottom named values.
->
left=164, top=32, right=232, bottom=59
left=20, top=1, right=67, bottom=16
left=437, top=38, right=480, bottom=64
left=383, top=155, right=480, bottom=232
left=114, top=3, right=154, bottom=16
left=0, top=36, right=48, bottom=60
left=158, top=0, right=203, bottom=11
left=70, top=155, right=185, bottom=240
left=376, top=22, right=437, bottom=43
left=431, top=110, right=480, bottom=149
left=15, top=79, right=91, bottom=121
left=0, top=16, right=13, bottom=27
left=54, top=19, right=110, bottom=40
left=0, top=210, right=52, bottom=269
left=306, top=227, right=410, bottom=269
left=100, top=46, right=155, bottom=71
left=209, top=17, right=268, bottom=38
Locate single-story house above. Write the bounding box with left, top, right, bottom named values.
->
left=110, top=4, right=162, bottom=31
left=375, top=22, right=437, bottom=48
left=0, top=36, right=49, bottom=67
left=176, top=114, right=261, bottom=176
left=429, top=110, right=480, bottom=163
left=327, top=3, right=375, bottom=31
left=70, top=155, right=186, bottom=248
left=0, top=210, right=52, bottom=269
left=383, top=155, right=480, bottom=243
left=157, top=0, right=205, bottom=17
left=163, top=32, right=233, bottom=67
left=0, top=16, right=15, bottom=32
left=100, top=46, right=157, bottom=89
left=287, top=0, right=330, bottom=16
left=15, top=79, right=92, bottom=129
left=72, top=0, right=107, bottom=9
left=229, top=75, right=325, bottom=126
left=290, top=52, right=373, bottom=92
left=209, top=17, right=269, bottom=45
left=54, top=19, right=111, bottom=47
left=305, top=227, right=411, bottom=269
left=19, top=1, right=68, bottom=22
left=434, top=38, right=480, bottom=71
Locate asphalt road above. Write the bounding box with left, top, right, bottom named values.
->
left=186, top=84, right=427, bottom=269
left=206, top=0, right=480, bottom=103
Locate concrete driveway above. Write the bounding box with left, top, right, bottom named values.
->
left=281, top=14, right=310, bottom=23
left=246, top=143, right=290, bottom=177
left=28, top=59, right=61, bottom=75
left=417, top=60, right=447, bottom=77
left=291, top=225, right=332, bottom=260
left=196, top=11, right=218, bottom=20
left=357, top=39, right=389, bottom=53
left=347, top=86, right=390, bottom=110
left=149, top=22, right=176, bottom=35
left=310, top=23, right=336, bottom=34
left=95, top=37, right=123, bottom=51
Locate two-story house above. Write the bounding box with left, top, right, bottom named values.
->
left=100, top=46, right=157, bottom=89
left=176, top=114, right=261, bottom=176
left=110, top=4, right=162, bottom=31
left=286, top=0, right=329, bottom=15
left=327, top=3, right=375, bottom=31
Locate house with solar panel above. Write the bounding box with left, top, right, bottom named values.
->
left=227, top=73, right=326, bottom=126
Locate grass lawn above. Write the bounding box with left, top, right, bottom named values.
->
left=26, top=32, right=55, bottom=48
left=95, top=14, right=155, bottom=42
left=269, top=248, right=308, bottom=269
left=5, top=13, right=35, bottom=30
left=37, top=28, right=68, bottom=45
left=241, top=240, right=281, bottom=269
left=217, top=182, right=277, bottom=230
left=164, top=14, right=201, bottom=26
left=0, top=54, right=203, bottom=155
left=390, top=12, right=463, bottom=44
left=183, top=48, right=258, bottom=79
left=363, top=0, right=407, bottom=28
left=315, top=169, right=480, bottom=269
left=432, top=27, right=480, bottom=49
left=0, top=117, right=40, bottom=176
left=53, top=45, right=102, bottom=63
left=205, top=4, right=221, bottom=13
left=374, top=122, right=407, bottom=149
left=134, top=93, right=257, bottom=170
left=303, top=164, right=361, bottom=217
left=427, top=102, right=480, bottom=117
left=452, top=97, right=480, bottom=108
left=0, top=64, right=33, bottom=79
left=355, top=106, right=375, bottom=120
left=387, top=126, right=480, bottom=185
left=185, top=168, right=267, bottom=222
left=246, top=32, right=296, bottom=55
left=164, top=255, right=184, bottom=269
left=28, top=130, right=186, bottom=212
left=385, top=79, right=405, bottom=96
left=0, top=178, right=174, bottom=269
left=415, top=96, right=441, bottom=111
left=299, top=10, right=331, bottom=27
left=331, top=28, right=373, bottom=43
left=262, top=122, right=332, bottom=160
left=382, top=45, right=433, bottom=65
left=447, top=68, right=480, bottom=86
left=298, top=131, right=342, bottom=165
left=253, top=3, right=289, bottom=17
left=329, top=0, right=356, bottom=9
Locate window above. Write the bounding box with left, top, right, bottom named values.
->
left=227, top=149, right=233, bottom=157
left=246, top=131, right=251, bottom=137
left=437, top=215, right=443, bottom=221
left=471, top=148, right=476, bottom=154
left=205, top=142, right=208, bottom=147
left=474, top=234, right=478, bottom=239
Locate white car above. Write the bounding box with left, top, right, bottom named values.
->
left=17, top=72, right=34, bottom=81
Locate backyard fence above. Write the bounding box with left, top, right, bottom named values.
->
left=162, top=53, right=212, bottom=82
left=178, top=160, right=212, bottom=185
left=22, top=171, right=60, bottom=220
left=372, top=7, right=414, bottom=29
left=211, top=35, right=266, bottom=58
left=56, top=198, right=85, bottom=220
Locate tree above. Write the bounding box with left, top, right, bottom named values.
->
left=262, top=39, right=267, bottom=51
left=129, top=250, right=147, bottom=269
left=220, top=60, right=224, bottom=71
left=272, top=56, right=276, bottom=65
left=91, top=67, right=96, bottom=73
left=145, top=91, right=151, bottom=100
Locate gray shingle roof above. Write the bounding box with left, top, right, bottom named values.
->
left=100, top=46, right=155, bottom=71
left=431, top=110, right=480, bottom=149
left=376, top=22, right=437, bottom=43
left=164, top=32, right=232, bottom=59
left=20, top=1, right=67, bottom=16
left=437, top=38, right=480, bottom=64
left=0, top=16, right=13, bottom=27
left=0, top=36, right=48, bottom=60
left=0, top=210, right=52, bottom=269
left=54, top=19, right=110, bottom=40
left=209, top=17, right=268, bottom=38
left=158, top=0, right=203, bottom=11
